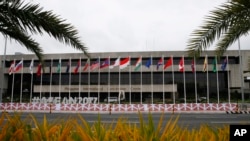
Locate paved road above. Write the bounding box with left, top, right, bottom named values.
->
left=2, top=112, right=250, bottom=130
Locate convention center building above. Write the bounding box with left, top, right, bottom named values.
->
left=0, top=50, right=249, bottom=104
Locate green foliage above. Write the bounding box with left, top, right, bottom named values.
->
left=0, top=0, right=89, bottom=65
left=187, top=0, right=250, bottom=58
left=0, top=112, right=229, bottom=141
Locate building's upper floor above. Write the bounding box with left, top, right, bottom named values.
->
left=0, top=50, right=249, bottom=74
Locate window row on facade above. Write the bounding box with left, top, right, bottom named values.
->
left=8, top=72, right=228, bottom=93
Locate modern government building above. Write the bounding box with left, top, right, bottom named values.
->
left=0, top=50, right=250, bottom=104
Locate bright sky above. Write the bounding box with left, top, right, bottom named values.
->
left=0, top=0, right=249, bottom=55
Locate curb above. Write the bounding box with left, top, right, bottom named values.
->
left=2, top=110, right=227, bottom=114
left=226, top=111, right=250, bottom=114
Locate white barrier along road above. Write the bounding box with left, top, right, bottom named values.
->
left=0, top=103, right=237, bottom=113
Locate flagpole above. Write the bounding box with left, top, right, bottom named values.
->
left=108, top=57, right=110, bottom=103
left=20, top=58, right=23, bottom=103
left=216, top=56, right=220, bottom=103
left=162, top=55, right=165, bottom=104
left=119, top=57, right=121, bottom=104
left=151, top=55, right=153, bottom=104
left=172, top=56, right=175, bottom=104
left=39, top=65, right=42, bottom=100
left=194, top=57, right=197, bottom=103
left=227, top=55, right=231, bottom=103
left=69, top=57, right=71, bottom=98
left=98, top=57, right=100, bottom=104
left=11, top=59, right=15, bottom=103
left=59, top=58, right=61, bottom=102
left=79, top=57, right=81, bottom=98
left=140, top=56, right=142, bottom=104
left=129, top=56, right=131, bottom=104
left=50, top=58, right=53, bottom=98
left=11, top=71, right=15, bottom=103
left=183, top=56, right=186, bottom=104
left=206, top=55, right=209, bottom=103
left=88, top=59, right=90, bottom=98
left=29, top=59, right=33, bottom=103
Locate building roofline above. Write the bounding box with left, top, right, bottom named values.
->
left=1, top=50, right=249, bottom=60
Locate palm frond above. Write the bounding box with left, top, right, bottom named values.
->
left=8, top=1, right=88, bottom=56
left=0, top=26, right=44, bottom=66
left=215, top=23, right=250, bottom=57
left=0, top=0, right=89, bottom=64
left=187, top=1, right=250, bottom=57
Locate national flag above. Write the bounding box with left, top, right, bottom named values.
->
left=213, top=57, right=217, bottom=72
left=29, top=59, right=34, bottom=74
left=83, top=60, right=89, bottom=71
left=14, top=60, right=23, bottom=72
left=221, top=58, right=227, bottom=71
left=134, top=56, right=142, bottom=71
left=90, top=59, right=100, bottom=71
left=36, top=63, right=42, bottom=76
left=109, top=57, right=120, bottom=69
left=74, top=59, right=81, bottom=74
left=145, top=57, right=152, bottom=68
left=100, top=58, right=109, bottom=69
left=156, top=57, right=163, bottom=70
left=179, top=57, right=184, bottom=72
left=191, top=59, right=195, bottom=73
left=120, top=57, right=130, bottom=69
left=9, top=60, right=15, bottom=75
left=164, top=57, right=172, bottom=70
left=57, top=59, right=61, bottom=73
left=65, top=59, right=71, bottom=73
left=203, top=56, right=207, bottom=72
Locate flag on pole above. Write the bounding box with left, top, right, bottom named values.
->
left=29, top=59, right=34, bottom=74
left=221, top=58, right=227, bottom=71
left=9, top=60, right=15, bottom=75
left=213, top=57, right=217, bottom=72
left=179, top=57, right=184, bottom=72
left=14, top=60, right=23, bottom=72
left=74, top=59, right=81, bottom=74
left=109, top=57, right=120, bottom=69
left=100, top=58, right=110, bottom=69
left=203, top=56, right=207, bottom=72
left=164, top=57, right=172, bottom=70
left=66, top=59, right=71, bottom=73
left=191, top=59, right=195, bottom=73
left=90, top=59, right=100, bottom=71
left=120, top=57, right=130, bottom=69
left=57, top=59, right=61, bottom=73
left=134, top=56, right=142, bottom=71
left=36, top=63, right=42, bottom=76
left=156, top=57, right=163, bottom=70
left=145, top=57, right=152, bottom=68
left=83, top=59, right=89, bottom=71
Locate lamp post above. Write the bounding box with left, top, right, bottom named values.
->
left=228, top=0, right=244, bottom=105
left=238, top=39, right=244, bottom=104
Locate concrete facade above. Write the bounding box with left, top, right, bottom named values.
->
left=0, top=50, right=249, bottom=104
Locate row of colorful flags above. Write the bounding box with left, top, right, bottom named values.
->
left=8, top=56, right=228, bottom=76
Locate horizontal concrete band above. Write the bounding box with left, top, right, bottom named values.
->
left=33, top=84, right=177, bottom=93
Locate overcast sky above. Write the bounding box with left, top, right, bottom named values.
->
left=0, top=0, right=249, bottom=55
